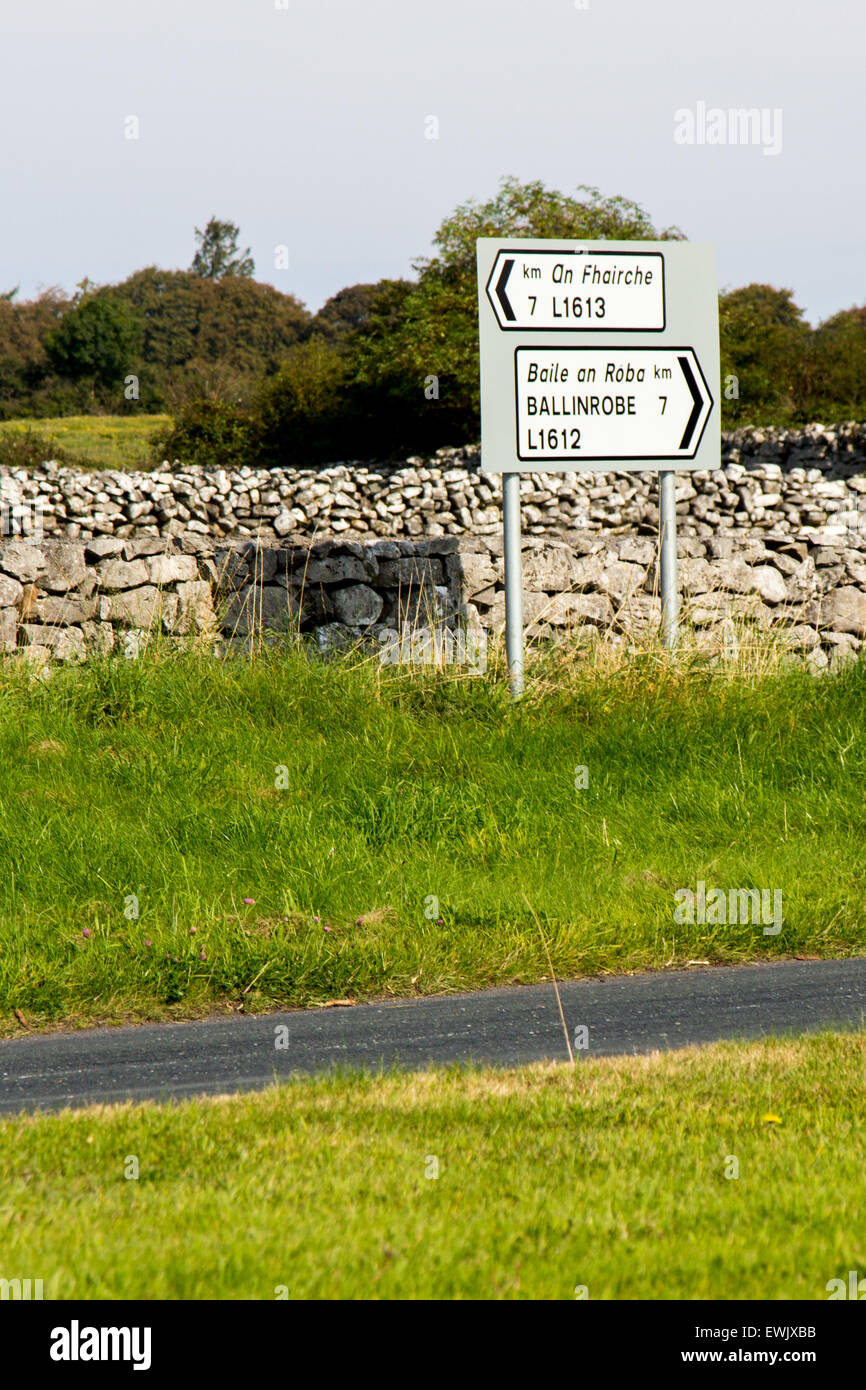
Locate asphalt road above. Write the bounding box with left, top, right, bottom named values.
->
left=2, top=957, right=865, bottom=1114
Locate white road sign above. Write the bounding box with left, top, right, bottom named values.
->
left=477, top=237, right=720, bottom=473
left=514, top=346, right=712, bottom=463
left=485, top=248, right=665, bottom=331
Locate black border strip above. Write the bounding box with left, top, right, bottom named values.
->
left=512, top=345, right=714, bottom=463
left=484, top=249, right=666, bottom=332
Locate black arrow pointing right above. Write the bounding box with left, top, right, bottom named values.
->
left=678, top=355, right=703, bottom=449
left=495, top=258, right=516, bottom=321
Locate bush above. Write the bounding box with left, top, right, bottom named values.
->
left=151, top=397, right=254, bottom=471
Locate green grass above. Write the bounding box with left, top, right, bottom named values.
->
left=1, top=1033, right=863, bottom=1299
left=0, top=414, right=172, bottom=470
left=0, top=641, right=863, bottom=1032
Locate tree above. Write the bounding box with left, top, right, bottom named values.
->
left=45, top=294, right=143, bottom=389
left=718, top=284, right=810, bottom=424
left=309, top=283, right=386, bottom=344
left=800, top=305, right=866, bottom=422
left=349, top=177, right=684, bottom=451
left=0, top=287, right=71, bottom=415
left=191, top=217, right=255, bottom=280
left=104, top=268, right=310, bottom=410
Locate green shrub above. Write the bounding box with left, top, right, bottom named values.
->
left=152, top=397, right=254, bottom=471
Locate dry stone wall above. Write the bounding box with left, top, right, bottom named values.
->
left=0, top=422, right=864, bottom=667
left=0, top=524, right=863, bottom=671
left=2, top=422, right=866, bottom=546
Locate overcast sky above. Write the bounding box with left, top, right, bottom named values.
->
left=3, top=0, right=864, bottom=323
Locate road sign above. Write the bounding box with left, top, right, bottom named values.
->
left=485, top=248, right=665, bottom=331
left=476, top=237, right=721, bottom=693
left=477, top=238, right=719, bottom=473
left=514, top=346, right=713, bottom=463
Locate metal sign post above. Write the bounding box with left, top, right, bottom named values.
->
left=502, top=472, right=524, bottom=698
left=476, top=238, right=719, bottom=695
left=659, top=468, right=679, bottom=652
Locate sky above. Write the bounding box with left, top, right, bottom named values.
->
left=2, top=0, right=864, bottom=324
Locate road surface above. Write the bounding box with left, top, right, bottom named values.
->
left=1, top=957, right=864, bottom=1114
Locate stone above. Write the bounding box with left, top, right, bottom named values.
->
left=328, top=583, right=383, bottom=627
left=304, top=555, right=376, bottom=584
left=414, top=536, right=461, bottom=555
left=31, top=594, right=98, bottom=625
left=521, top=546, right=577, bottom=591
left=597, top=560, right=646, bottom=603
left=544, top=592, right=615, bottom=627
left=678, top=557, right=716, bottom=595
left=376, top=557, right=443, bottom=587
left=0, top=607, right=17, bottom=653
left=616, top=594, right=662, bottom=633
left=314, top=623, right=356, bottom=654
left=238, top=545, right=278, bottom=583
left=17, top=643, right=51, bottom=666
left=174, top=580, right=217, bottom=634
left=0, top=574, right=23, bottom=608
left=212, top=548, right=250, bottom=590
left=485, top=591, right=555, bottom=631
left=222, top=584, right=299, bottom=636
left=145, top=553, right=200, bottom=585
left=717, top=561, right=788, bottom=604
left=84, top=538, right=124, bottom=560
left=367, top=540, right=403, bottom=560
left=689, top=593, right=775, bottom=628
left=445, top=551, right=499, bottom=597
left=102, top=586, right=164, bottom=629
left=123, top=538, right=169, bottom=559
left=617, top=537, right=656, bottom=566
left=97, top=558, right=149, bottom=591
left=569, top=553, right=608, bottom=589
left=822, top=586, right=866, bottom=637
left=81, top=620, right=116, bottom=653
left=783, top=624, right=820, bottom=650
left=20, top=623, right=86, bottom=660
left=0, top=541, right=45, bottom=583
left=41, top=543, right=87, bottom=593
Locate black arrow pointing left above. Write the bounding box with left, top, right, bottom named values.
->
left=678, top=355, right=704, bottom=449
left=495, top=258, right=516, bottom=321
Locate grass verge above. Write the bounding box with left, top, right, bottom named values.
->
left=0, top=641, right=863, bottom=1032
left=1, top=1032, right=863, bottom=1299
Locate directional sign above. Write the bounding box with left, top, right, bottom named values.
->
left=477, top=237, right=720, bottom=472
left=486, top=248, right=665, bottom=331
left=515, top=346, right=713, bottom=463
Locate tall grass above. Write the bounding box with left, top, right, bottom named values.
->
left=0, top=639, right=863, bottom=1031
